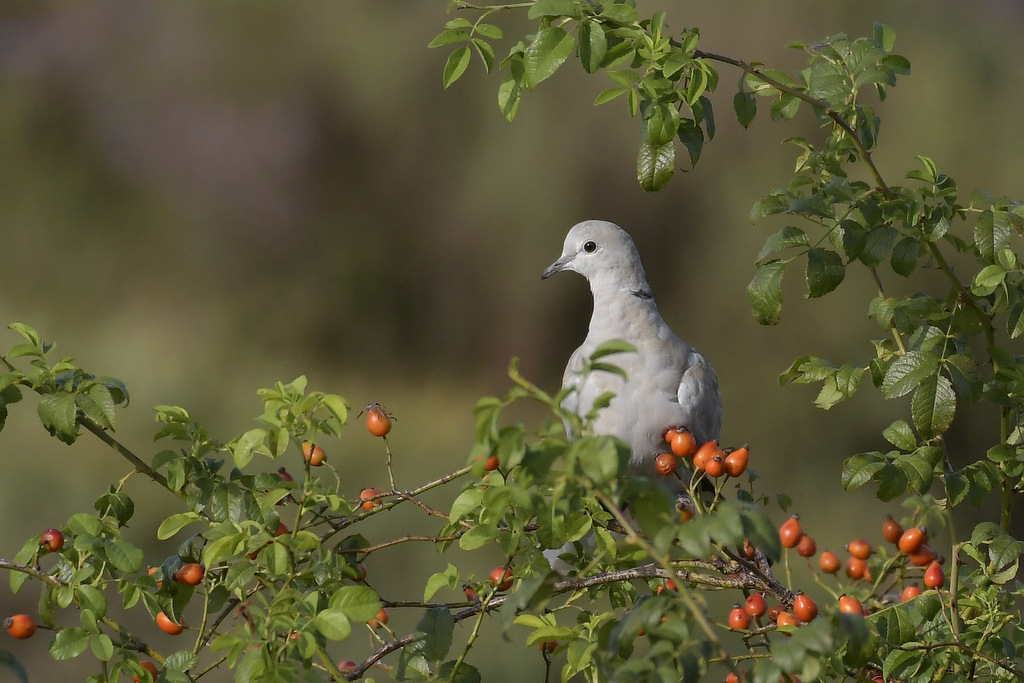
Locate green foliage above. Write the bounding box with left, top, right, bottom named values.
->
left=3, top=3, right=1024, bottom=682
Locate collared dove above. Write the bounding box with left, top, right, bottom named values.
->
left=542, top=219, right=722, bottom=484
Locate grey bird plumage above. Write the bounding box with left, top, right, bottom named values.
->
left=542, top=219, right=722, bottom=484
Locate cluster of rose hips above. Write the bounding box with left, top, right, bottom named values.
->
left=656, top=427, right=749, bottom=481
left=781, top=514, right=945, bottom=596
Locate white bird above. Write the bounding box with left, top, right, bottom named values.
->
left=542, top=219, right=722, bottom=484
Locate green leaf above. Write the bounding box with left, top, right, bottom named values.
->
left=38, top=393, right=79, bottom=444
left=524, top=27, right=574, bottom=89
left=882, top=420, right=917, bottom=451
left=756, top=226, right=809, bottom=263
left=676, top=118, right=704, bottom=167
left=527, top=0, right=580, bottom=19
left=874, top=22, right=897, bottom=51
left=78, top=383, right=116, bottom=429
left=423, top=564, right=459, bottom=602
left=911, top=373, right=955, bottom=438
left=890, top=236, right=921, bottom=276
left=459, top=523, right=497, bottom=550
left=75, top=585, right=108, bottom=618
left=859, top=225, right=898, bottom=267
left=314, top=608, right=352, bottom=641
left=747, top=260, right=786, bottom=325
left=590, top=340, right=636, bottom=360
left=594, top=88, right=628, bottom=106
left=975, top=210, right=1011, bottom=262
left=733, top=89, right=757, bottom=128
left=881, top=351, right=938, bottom=399
left=443, top=46, right=472, bottom=88
left=972, top=264, right=1006, bottom=296
left=497, top=54, right=524, bottom=122
left=428, top=29, right=468, bottom=49
left=157, top=512, right=204, bottom=540
left=578, top=20, right=607, bottom=74
left=805, top=248, right=845, bottom=297
left=51, top=627, right=91, bottom=660
left=471, top=38, right=495, bottom=74
left=636, top=131, right=675, bottom=191
left=329, top=585, right=382, bottom=622
left=577, top=436, right=627, bottom=485
left=411, top=607, right=454, bottom=663
left=842, top=452, right=887, bottom=491
left=473, top=24, right=503, bottom=40
left=231, top=428, right=266, bottom=469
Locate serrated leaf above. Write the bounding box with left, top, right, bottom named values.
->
left=972, top=264, right=1006, bottom=296
left=443, top=46, right=472, bottom=88
left=497, top=55, right=524, bottom=122
left=524, top=27, right=574, bottom=89
left=411, top=607, right=454, bottom=663
left=911, top=373, right=955, bottom=438
left=747, top=260, right=786, bottom=325
left=756, top=226, right=809, bottom=263
left=805, top=248, right=845, bottom=297
left=881, top=351, right=938, bottom=399
left=882, top=420, right=917, bottom=451
left=578, top=20, right=606, bottom=74
left=51, top=627, right=91, bottom=660
left=471, top=38, right=495, bottom=73
left=890, top=236, right=921, bottom=276
left=842, top=452, right=886, bottom=491
left=636, top=132, right=675, bottom=191
left=38, top=393, right=79, bottom=444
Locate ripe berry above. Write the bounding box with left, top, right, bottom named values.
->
left=483, top=454, right=500, bottom=471
left=908, top=545, right=936, bottom=567
left=692, top=440, right=720, bottom=470
left=276, top=522, right=289, bottom=537
left=796, top=534, right=816, bottom=558
left=704, top=455, right=726, bottom=478
left=792, top=593, right=818, bottom=622
left=882, top=515, right=903, bottom=544
left=924, top=561, right=944, bottom=589
left=728, top=605, right=750, bottom=630
left=666, top=427, right=697, bottom=458
left=725, top=673, right=741, bottom=683
left=302, top=441, right=326, bottom=466
left=538, top=640, right=557, bottom=653
left=847, top=539, right=872, bottom=561
left=40, top=529, right=65, bottom=553
left=742, top=539, right=757, bottom=560
left=353, top=563, right=367, bottom=582
left=277, top=466, right=294, bottom=482
left=900, top=584, right=922, bottom=602
left=132, top=661, right=159, bottom=683
left=775, top=610, right=799, bottom=628
left=338, top=660, right=357, bottom=673
left=359, top=488, right=382, bottom=511
left=724, top=446, right=749, bottom=477
left=174, top=562, right=205, bottom=586
left=845, top=556, right=868, bottom=581
left=4, top=614, right=36, bottom=639
left=898, top=527, right=927, bottom=554
left=779, top=516, right=803, bottom=549
left=490, top=566, right=513, bottom=591
left=744, top=592, right=767, bottom=618
left=766, top=604, right=784, bottom=622
left=368, top=607, right=389, bottom=628
left=156, top=612, right=184, bottom=635
left=365, top=404, right=393, bottom=437
left=654, top=452, right=678, bottom=476
left=837, top=595, right=865, bottom=616
left=818, top=550, right=840, bottom=574
left=463, top=584, right=478, bottom=602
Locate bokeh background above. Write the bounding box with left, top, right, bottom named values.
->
left=2, top=1, right=1023, bottom=680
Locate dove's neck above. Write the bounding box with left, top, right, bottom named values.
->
left=588, top=277, right=666, bottom=334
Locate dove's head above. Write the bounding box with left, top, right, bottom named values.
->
left=542, top=220, right=651, bottom=295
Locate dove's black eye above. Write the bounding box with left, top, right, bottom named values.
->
left=583, top=240, right=597, bottom=253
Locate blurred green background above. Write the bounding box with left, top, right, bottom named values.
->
left=2, top=1, right=1023, bottom=680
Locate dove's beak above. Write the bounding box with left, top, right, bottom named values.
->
left=541, top=255, right=573, bottom=279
